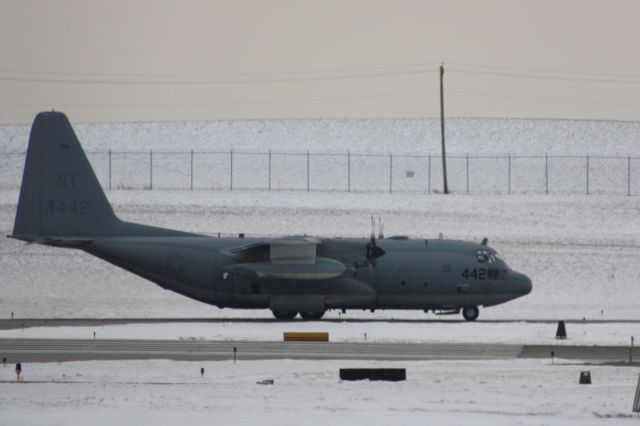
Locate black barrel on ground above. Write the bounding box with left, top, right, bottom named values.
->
left=340, top=368, right=406, bottom=381
left=579, top=371, right=591, bottom=384
left=556, top=321, right=567, bottom=339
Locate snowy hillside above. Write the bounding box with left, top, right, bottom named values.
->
left=2, top=117, right=640, bottom=195
left=2, top=116, right=640, bottom=155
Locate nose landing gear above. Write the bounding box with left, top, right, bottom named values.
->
left=271, top=310, right=327, bottom=320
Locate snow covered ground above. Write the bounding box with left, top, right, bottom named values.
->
left=0, top=320, right=637, bottom=347
left=1, top=190, right=639, bottom=320
left=1, top=358, right=639, bottom=425
left=2, top=117, right=640, bottom=424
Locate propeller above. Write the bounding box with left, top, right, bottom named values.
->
left=370, top=216, right=375, bottom=243
left=366, top=216, right=385, bottom=269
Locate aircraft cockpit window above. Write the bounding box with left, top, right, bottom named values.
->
left=493, top=252, right=508, bottom=267
left=476, top=249, right=497, bottom=264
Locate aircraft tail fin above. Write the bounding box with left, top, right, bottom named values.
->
left=11, top=111, right=119, bottom=241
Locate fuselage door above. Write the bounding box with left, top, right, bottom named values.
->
left=457, top=283, right=470, bottom=294
left=215, top=270, right=234, bottom=305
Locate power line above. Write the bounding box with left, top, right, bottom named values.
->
left=0, top=62, right=439, bottom=79
left=4, top=87, right=638, bottom=112
left=0, top=69, right=436, bottom=86
left=449, top=67, right=640, bottom=85
left=0, top=89, right=436, bottom=109
left=449, top=89, right=640, bottom=108
left=2, top=62, right=637, bottom=80
left=448, top=62, right=640, bottom=79
left=4, top=60, right=640, bottom=86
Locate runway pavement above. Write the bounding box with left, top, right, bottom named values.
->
left=0, top=318, right=635, bottom=364
left=0, top=338, right=633, bottom=363
left=1, top=317, right=639, bottom=331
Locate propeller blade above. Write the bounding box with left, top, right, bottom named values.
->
left=366, top=241, right=385, bottom=260
left=359, top=216, right=385, bottom=271
left=370, top=216, right=376, bottom=246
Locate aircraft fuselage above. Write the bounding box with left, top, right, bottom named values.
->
left=75, top=231, right=531, bottom=319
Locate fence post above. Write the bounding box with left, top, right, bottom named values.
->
left=307, top=151, right=310, bottom=192
left=389, top=154, right=393, bottom=193
left=586, top=155, right=589, bottom=195
left=108, top=149, right=112, bottom=190
left=628, top=156, right=631, bottom=196
left=230, top=150, right=233, bottom=191
left=545, top=153, right=549, bottom=195
left=190, top=150, right=194, bottom=191
left=428, top=153, right=431, bottom=194
left=347, top=151, right=351, bottom=192
left=508, top=154, right=511, bottom=195
left=149, top=150, right=153, bottom=190
left=466, top=153, right=469, bottom=194
left=268, top=150, right=272, bottom=191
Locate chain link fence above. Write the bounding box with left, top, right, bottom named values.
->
left=1, top=150, right=638, bottom=195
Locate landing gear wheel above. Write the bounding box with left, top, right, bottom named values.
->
left=462, top=306, right=479, bottom=321
left=272, top=310, right=298, bottom=320
left=299, top=311, right=326, bottom=320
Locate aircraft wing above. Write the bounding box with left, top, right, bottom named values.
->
left=224, top=237, right=346, bottom=280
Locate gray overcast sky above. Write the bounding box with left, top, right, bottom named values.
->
left=2, top=0, right=640, bottom=124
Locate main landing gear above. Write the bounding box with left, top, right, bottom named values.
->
left=462, top=306, right=479, bottom=321
left=299, top=311, right=325, bottom=320
left=271, top=310, right=326, bottom=320
left=271, top=310, right=297, bottom=320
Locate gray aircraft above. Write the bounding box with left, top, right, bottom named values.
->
left=9, top=112, right=531, bottom=321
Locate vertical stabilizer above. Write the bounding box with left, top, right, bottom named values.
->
left=11, top=112, right=118, bottom=240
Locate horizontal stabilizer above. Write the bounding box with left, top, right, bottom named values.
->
left=8, top=234, right=94, bottom=247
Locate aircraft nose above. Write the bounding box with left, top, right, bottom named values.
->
left=513, top=272, right=532, bottom=295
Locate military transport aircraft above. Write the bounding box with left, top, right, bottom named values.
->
left=9, top=112, right=531, bottom=321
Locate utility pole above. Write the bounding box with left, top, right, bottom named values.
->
left=440, top=64, right=449, bottom=194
